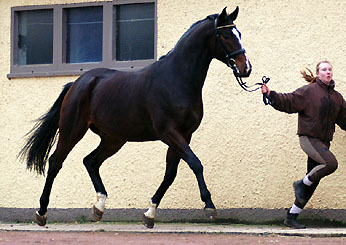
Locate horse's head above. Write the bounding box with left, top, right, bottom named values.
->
left=213, top=7, right=252, bottom=78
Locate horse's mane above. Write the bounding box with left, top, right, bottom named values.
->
left=159, top=14, right=218, bottom=60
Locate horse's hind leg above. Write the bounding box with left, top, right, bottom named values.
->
left=36, top=105, right=90, bottom=225
left=83, top=137, right=125, bottom=221
left=143, top=147, right=180, bottom=228
left=36, top=130, right=88, bottom=226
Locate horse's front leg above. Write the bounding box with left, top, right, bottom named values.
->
left=83, top=139, right=125, bottom=221
left=143, top=147, right=180, bottom=228
left=166, top=131, right=217, bottom=219
left=184, top=149, right=217, bottom=219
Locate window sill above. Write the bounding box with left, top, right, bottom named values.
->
left=7, top=60, right=155, bottom=79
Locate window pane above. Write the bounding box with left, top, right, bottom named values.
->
left=17, top=9, right=53, bottom=65
left=115, top=3, right=154, bottom=61
left=66, top=7, right=103, bottom=63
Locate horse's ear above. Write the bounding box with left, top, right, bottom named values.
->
left=229, top=6, right=239, bottom=21
left=218, top=7, right=228, bottom=24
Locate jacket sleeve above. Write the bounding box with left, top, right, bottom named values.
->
left=269, top=87, right=306, bottom=114
left=336, top=96, right=346, bottom=131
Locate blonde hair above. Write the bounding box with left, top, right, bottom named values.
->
left=301, top=61, right=332, bottom=84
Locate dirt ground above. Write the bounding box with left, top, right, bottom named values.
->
left=0, top=231, right=345, bottom=245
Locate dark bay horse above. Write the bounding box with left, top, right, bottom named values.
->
left=19, top=7, right=252, bottom=228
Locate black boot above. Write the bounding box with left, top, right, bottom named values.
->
left=293, top=179, right=309, bottom=206
left=284, top=210, right=306, bottom=229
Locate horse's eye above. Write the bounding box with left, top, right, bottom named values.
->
left=222, top=33, right=232, bottom=40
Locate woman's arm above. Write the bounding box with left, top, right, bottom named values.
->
left=261, top=84, right=306, bottom=114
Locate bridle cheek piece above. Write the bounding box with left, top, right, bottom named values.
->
left=214, top=18, right=245, bottom=77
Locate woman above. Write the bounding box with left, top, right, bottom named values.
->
left=261, top=61, right=346, bottom=229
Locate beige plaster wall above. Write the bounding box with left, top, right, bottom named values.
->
left=1, top=0, right=346, bottom=213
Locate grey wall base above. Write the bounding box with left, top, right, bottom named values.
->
left=0, top=208, right=345, bottom=226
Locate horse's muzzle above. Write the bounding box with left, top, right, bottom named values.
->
left=237, top=59, right=252, bottom=78
left=240, top=65, right=252, bottom=78
left=228, top=58, right=252, bottom=78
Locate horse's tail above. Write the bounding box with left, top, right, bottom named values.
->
left=19, top=82, right=73, bottom=175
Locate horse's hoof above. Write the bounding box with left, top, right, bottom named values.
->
left=35, top=211, right=47, bottom=226
left=204, top=208, right=218, bottom=220
left=142, top=214, right=154, bottom=229
left=92, top=205, right=104, bottom=221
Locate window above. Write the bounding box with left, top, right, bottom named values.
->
left=17, top=9, right=53, bottom=65
left=115, top=3, right=154, bottom=61
left=9, top=0, right=157, bottom=78
left=65, top=7, right=103, bottom=63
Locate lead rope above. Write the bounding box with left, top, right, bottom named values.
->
left=234, top=75, right=273, bottom=105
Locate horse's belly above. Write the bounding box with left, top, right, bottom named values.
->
left=92, top=120, right=159, bottom=142
left=121, top=125, right=158, bottom=141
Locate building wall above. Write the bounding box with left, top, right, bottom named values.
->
left=1, top=0, right=346, bottom=222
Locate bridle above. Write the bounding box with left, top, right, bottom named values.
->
left=214, top=18, right=272, bottom=105
left=214, top=19, right=245, bottom=74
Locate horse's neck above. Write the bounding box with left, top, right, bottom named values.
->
left=162, top=21, right=213, bottom=91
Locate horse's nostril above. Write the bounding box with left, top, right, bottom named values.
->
left=240, top=67, right=251, bottom=78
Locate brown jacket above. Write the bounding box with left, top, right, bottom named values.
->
left=269, top=78, right=346, bottom=142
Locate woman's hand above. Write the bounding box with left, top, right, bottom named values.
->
left=261, top=83, right=270, bottom=95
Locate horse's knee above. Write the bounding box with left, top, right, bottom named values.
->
left=189, top=159, right=203, bottom=174
left=83, top=156, right=97, bottom=171
left=83, top=157, right=91, bottom=169
left=163, top=171, right=177, bottom=185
